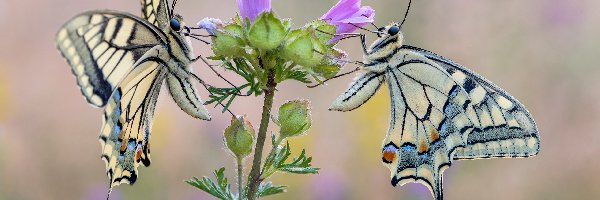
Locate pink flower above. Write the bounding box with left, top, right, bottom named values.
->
left=321, top=0, right=375, bottom=43
left=237, top=0, right=271, bottom=22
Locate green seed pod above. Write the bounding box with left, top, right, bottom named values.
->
left=248, top=12, right=287, bottom=51
left=276, top=100, right=312, bottom=139
left=282, top=29, right=313, bottom=65
left=224, top=115, right=255, bottom=159
left=212, top=25, right=246, bottom=58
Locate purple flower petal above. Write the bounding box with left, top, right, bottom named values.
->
left=197, top=17, right=225, bottom=35
left=321, top=0, right=375, bottom=43
left=237, top=0, right=272, bottom=22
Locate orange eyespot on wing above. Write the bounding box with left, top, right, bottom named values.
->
left=382, top=143, right=399, bottom=164
left=418, top=138, right=430, bottom=154
left=430, top=128, right=440, bottom=142
left=135, top=145, right=143, bottom=162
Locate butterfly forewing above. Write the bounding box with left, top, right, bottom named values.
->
left=56, top=11, right=165, bottom=107
left=141, top=0, right=170, bottom=28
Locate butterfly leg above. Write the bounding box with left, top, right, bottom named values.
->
left=190, top=55, right=251, bottom=97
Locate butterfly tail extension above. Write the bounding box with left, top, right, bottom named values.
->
left=166, top=74, right=211, bottom=120
left=329, top=71, right=385, bottom=111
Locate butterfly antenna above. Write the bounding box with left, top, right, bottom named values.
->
left=399, top=0, right=412, bottom=29
left=169, top=0, right=179, bottom=19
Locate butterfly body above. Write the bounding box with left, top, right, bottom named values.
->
left=330, top=23, right=540, bottom=200
left=56, top=0, right=210, bottom=190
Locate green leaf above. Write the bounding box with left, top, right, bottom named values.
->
left=261, top=142, right=319, bottom=179
left=257, top=182, right=287, bottom=197
left=278, top=149, right=319, bottom=174
left=186, top=168, right=235, bottom=200
left=286, top=69, right=311, bottom=83
left=248, top=12, right=287, bottom=51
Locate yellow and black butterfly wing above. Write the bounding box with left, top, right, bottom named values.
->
left=402, top=45, right=540, bottom=159
left=141, top=0, right=170, bottom=28
left=99, top=50, right=167, bottom=188
left=56, top=11, right=166, bottom=107
left=382, top=52, right=476, bottom=200
left=331, top=52, right=475, bottom=199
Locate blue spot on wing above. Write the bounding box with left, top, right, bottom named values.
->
left=128, top=140, right=136, bottom=149
left=401, top=143, right=417, bottom=152
left=384, top=143, right=399, bottom=152
left=115, top=121, right=122, bottom=135
left=114, top=88, right=122, bottom=101
left=114, top=88, right=122, bottom=116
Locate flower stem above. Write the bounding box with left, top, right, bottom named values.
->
left=247, top=68, right=277, bottom=200
left=237, top=157, right=243, bottom=200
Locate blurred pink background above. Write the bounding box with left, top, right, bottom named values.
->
left=1, top=0, right=599, bottom=199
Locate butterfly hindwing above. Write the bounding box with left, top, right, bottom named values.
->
left=401, top=45, right=540, bottom=159
left=99, top=48, right=166, bottom=187
left=56, top=11, right=165, bottom=107
left=380, top=52, right=475, bottom=200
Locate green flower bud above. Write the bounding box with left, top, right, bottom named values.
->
left=282, top=29, right=312, bottom=65
left=312, top=47, right=346, bottom=79
left=275, top=100, right=312, bottom=139
left=307, top=20, right=336, bottom=45
left=212, top=24, right=246, bottom=57
left=282, top=26, right=331, bottom=68
left=224, top=115, right=255, bottom=159
left=248, top=12, right=287, bottom=51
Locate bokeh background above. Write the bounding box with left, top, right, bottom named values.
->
left=0, top=0, right=598, bottom=199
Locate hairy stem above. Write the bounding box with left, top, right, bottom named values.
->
left=237, top=157, right=243, bottom=200
left=247, top=68, right=277, bottom=200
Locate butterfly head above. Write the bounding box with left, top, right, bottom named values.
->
left=367, top=23, right=404, bottom=57
left=169, top=14, right=186, bottom=33
left=170, top=18, right=182, bottom=32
